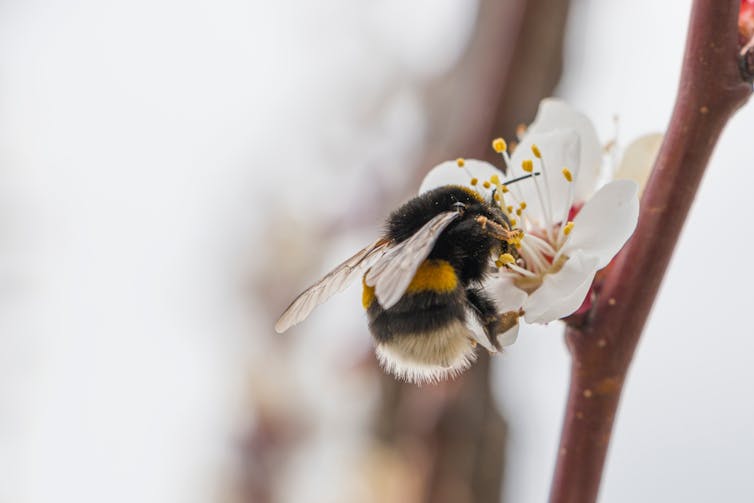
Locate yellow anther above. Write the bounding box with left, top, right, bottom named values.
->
left=501, top=184, right=509, bottom=193
left=470, top=177, right=478, bottom=186
left=494, top=260, right=503, bottom=268
left=563, top=221, right=575, bottom=235
left=521, top=159, right=534, bottom=173
left=493, top=193, right=501, bottom=201
left=456, top=158, right=465, bottom=167
left=516, top=123, right=527, bottom=139
left=510, top=218, right=517, bottom=227
left=490, top=174, right=500, bottom=185
left=531, top=144, right=542, bottom=159
left=519, top=201, right=527, bottom=210
left=492, top=138, right=507, bottom=153
left=483, top=181, right=491, bottom=189
left=562, top=167, right=573, bottom=182
left=506, top=205, right=513, bottom=214
left=516, top=208, right=522, bottom=216
left=498, top=253, right=516, bottom=265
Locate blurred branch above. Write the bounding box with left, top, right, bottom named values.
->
left=550, top=2, right=753, bottom=502
left=377, top=1, right=572, bottom=502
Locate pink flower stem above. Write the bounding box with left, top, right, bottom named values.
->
left=549, top=1, right=752, bottom=502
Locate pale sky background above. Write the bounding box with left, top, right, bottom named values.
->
left=0, top=0, right=753, bottom=502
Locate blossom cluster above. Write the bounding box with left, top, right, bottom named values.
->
left=419, top=99, right=647, bottom=349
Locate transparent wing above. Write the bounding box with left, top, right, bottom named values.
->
left=365, top=211, right=460, bottom=309
left=275, top=238, right=390, bottom=333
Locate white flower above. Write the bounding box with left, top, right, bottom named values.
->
left=420, top=98, right=642, bottom=329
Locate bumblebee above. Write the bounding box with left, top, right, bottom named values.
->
left=275, top=177, right=528, bottom=383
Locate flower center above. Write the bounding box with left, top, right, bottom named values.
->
left=487, top=139, right=578, bottom=291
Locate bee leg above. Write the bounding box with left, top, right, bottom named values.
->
left=475, top=216, right=521, bottom=242
left=491, top=310, right=520, bottom=338
left=465, top=287, right=504, bottom=351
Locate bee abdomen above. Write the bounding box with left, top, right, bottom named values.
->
left=374, top=318, right=477, bottom=383
left=362, top=259, right=459, bottom=310
left=363, top=260, right=476, bottom=383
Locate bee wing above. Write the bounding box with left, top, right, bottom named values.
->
left=366, top=210, right=460, bottom=309
left=274, top=238, right=391, bottom=333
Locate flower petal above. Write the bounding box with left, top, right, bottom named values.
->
left=523, top=251, right=598, bottom=324
left=614, top=133, right=663, bottom=194
left=509, top=129, right=580, bottom=227
left=497, top=322, right=519, bottom=347
left=486, top=274, right=528, bottom=312
left=527, top=98, right=603, bottom=201
left=464, top=307, right=497, bottom=353
left=561, top=180, right=639, bottom=269
left=419, top=159, right=504, bottom=198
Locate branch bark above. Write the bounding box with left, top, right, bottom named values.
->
left=549, top=1, right=752, bottom=502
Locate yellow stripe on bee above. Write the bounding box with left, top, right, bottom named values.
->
left=362, top=260, right=458, bottom=309
left=362, top=275, right=375, bottom=309
left=407, top=259, right=458, bottom=294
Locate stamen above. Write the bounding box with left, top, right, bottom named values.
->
left=522, top=158, right=554, bottom=239
left=490, top=174, right=500, bottom=185
left=532, top=151, right=556, bottom=242
left=455, top=157, right=483, bottom=192
left=483, top=181, right=491, bottom=189
left=558, top=166, right=576, bottom=245
left=520, top=239, right=550, bottom=274
left=492, top=138, right=507, bottom=154
left=509, top=264, right=536, bottom=277
left=519, top=202, right=527, bottom=210
left=522, top=233, right=557, bottom=256
left=506, top=262, right=538, bottom=278
left=498, top=253, right=516, bottom=265
left=498, top=184, right=533, bottom=229
left=551, top=223, right=576, bottom=264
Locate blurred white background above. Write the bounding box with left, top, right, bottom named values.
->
left=0, top=0, right=752, bottom=502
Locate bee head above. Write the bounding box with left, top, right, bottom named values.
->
left=446, top=187, right=511, bottom=230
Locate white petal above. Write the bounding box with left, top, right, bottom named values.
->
left=497, top=322, right=519, bottom=347
left=523, top=251, right=598, bottom=324
left=510, top=129, right=580, bottom=226
left=561, top=180, right=639, bottom=269
left=486, top=274, right=527, bottom=312
left=464, top=306, right=496, bottom=353
left=418, top=159, right=504, bottom=199
left=527, top=98, right=603, bottom=201
left=614, top=133, right=663, bottom=194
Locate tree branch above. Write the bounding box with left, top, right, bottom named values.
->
left=549, top=1, right=752, bottom=502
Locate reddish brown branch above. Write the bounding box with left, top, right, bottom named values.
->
left=549, top=1, right=752, bottom=502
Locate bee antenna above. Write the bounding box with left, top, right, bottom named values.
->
left=503, top=172, right=541, bottom=186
